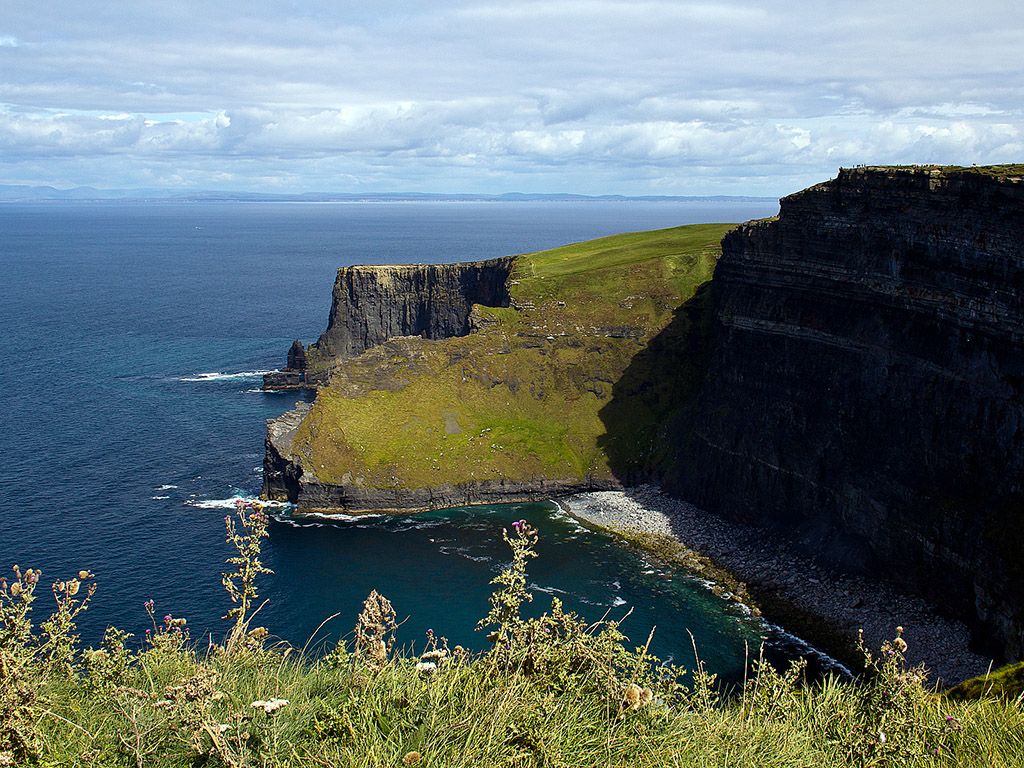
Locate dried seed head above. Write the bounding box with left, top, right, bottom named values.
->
left=67, top=579, right=80, bottom=597
left=403, top=752, right=422, bottom=765
left=10, top=583, right=21, bottom=597
left=78, top=570, right=92, bottom=580
left=640, top=687, right=654, bottom=706
left=624, top=683, right=642, bottom=707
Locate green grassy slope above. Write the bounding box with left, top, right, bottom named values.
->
left=289, top=224, right=731, bottom=492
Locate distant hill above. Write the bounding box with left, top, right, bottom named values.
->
left=0, top=184, right=776, bottom=204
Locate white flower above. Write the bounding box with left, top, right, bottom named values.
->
left=415, top=661, right=437, bottom=675
left=251, top=698, right=289, bottom=714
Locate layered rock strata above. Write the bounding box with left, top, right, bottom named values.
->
left=662, top=166, right=1024, bottom=661
left=309, top=256, right=514, bottom=363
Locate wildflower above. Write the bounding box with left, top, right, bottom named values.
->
left=403, top=752, right=422, bottom=765
left=624, top=684, right=642, bottom=708
left=893, top=626, right=908, bottom=653
left=144, top=599, right=154, bottom=610
left=878, top=730, right=886, bottom=744
left=422, top=649, right=448, bottom=661
left=415, top=661, right=437, bottom=675
left=623, top=683, right=653, bottom=711
left=251, top=698, right=289, bottom=714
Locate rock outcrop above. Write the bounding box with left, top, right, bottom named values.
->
left=308, top=256, right=514, bottom=363
left=660, top=166, right=1024, bottom=661
left=262, top=340, right=309, bottom=389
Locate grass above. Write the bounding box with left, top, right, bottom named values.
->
left=286, top=224, right=729, bottom=498
left=853, top=164, right=1024, bottom=179
left=5, top=504, right=1024, bottom=767
left=947, top=662, right=1024, bottom=702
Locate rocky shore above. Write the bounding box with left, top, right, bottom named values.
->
left=562, top=486, right=992, bottom=686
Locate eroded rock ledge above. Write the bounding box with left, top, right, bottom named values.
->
left=309, top=256, right=514, bottom=367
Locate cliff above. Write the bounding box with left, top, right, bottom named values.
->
left=306, top=257, right=515, bottom=372
left=262, top=225, right=727, bottom=513
left=656, top=165, right=1024, bottom=661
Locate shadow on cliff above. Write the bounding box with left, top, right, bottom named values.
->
left=597, top=279, right=716, bottom=485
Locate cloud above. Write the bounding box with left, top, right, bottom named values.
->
left=0, top=1, right=1022, bottom=194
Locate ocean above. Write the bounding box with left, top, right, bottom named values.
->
left=0, top=198, right=819, bottom=683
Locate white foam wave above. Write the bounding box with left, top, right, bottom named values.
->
left=179, top=370, right=275, bottom=382
left=611, top=596, right=627, bottom=607
left=529, top=582, right=569, bottom=596
left=184, top=495, right=292, bottom=511
left=156, top=484, right=179, bottom=490
left=291, top=510, right=386, bottom=522
left=151, top=495, right=170, bottom=500
left=439, top=546, right=493, bottom=563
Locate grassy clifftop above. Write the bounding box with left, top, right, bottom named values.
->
left=287, top=224, right=729, bottom=496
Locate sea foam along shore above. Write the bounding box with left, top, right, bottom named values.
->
left=560, top=486, right=992, bottom=687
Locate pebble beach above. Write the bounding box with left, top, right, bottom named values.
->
left=561, top=486, right=992, bottom=686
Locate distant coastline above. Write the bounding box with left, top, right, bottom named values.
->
left=0, top=184, right=778, bottom=205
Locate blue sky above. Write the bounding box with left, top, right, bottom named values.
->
left=1, top=1, right=1021, bottom=196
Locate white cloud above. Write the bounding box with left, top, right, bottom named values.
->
left=0, top=1, right=1021, bottom=194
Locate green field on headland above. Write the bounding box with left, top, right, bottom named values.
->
left=290, top=224, right=727, bottom=492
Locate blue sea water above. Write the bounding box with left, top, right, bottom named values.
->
left=0, top=199, right=814, bottom=683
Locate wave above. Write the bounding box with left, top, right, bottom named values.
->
left=184, top=494, right=292, bottom=511
left=178, top=370, right=275, bottom=382
left=156, top=484, right=179, bottom=490
left=440, top=546, right=494, bottom=563
left=528, top=582, right=569, bottom=596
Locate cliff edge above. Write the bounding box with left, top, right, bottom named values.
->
left=657, top=165, right=1024, bottom=661
left=305, top=257, right=514, bottom=379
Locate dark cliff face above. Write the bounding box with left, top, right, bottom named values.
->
left=662, top=166, right=1024, bottom=661
left=309, top=256, right=514, bottom=363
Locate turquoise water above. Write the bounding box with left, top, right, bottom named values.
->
left=0, top=199, right=814, bottom=684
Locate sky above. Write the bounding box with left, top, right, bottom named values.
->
left=1, top=1, right=1022, bottom=197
